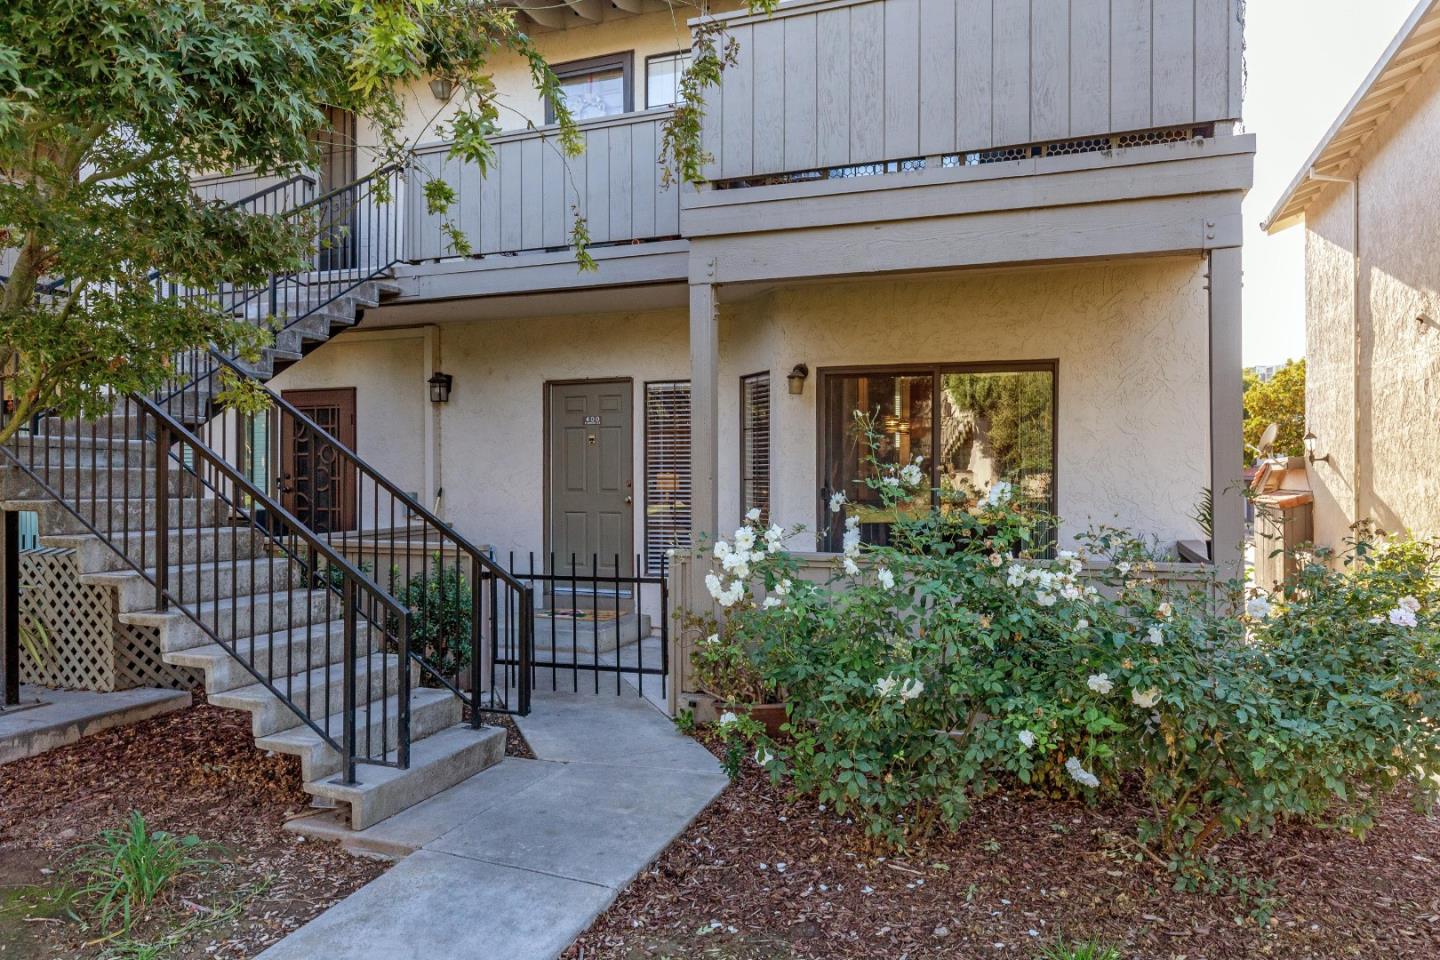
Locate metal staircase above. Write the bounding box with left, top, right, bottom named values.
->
left=1, top=166, right=534, bottom=830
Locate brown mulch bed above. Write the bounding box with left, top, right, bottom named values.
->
left=0, top=691, right=385, bottom=959
left=565, top=735, right=1440, bottom=960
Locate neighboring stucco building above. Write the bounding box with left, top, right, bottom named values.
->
left=1264, top=0, right=1440, bottom=549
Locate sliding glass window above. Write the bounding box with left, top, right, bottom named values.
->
left=819, top=363, right=1056, bottom=550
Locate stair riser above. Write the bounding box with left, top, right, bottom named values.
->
left=274, top=693, right=463, bottom=783
left=150, top=589, right=373, bottom=651
left=0, top=465, right=196, bottom=499
left=52, top=527, right=266, bottom=576
left=96, top=560, right=303, bottom=613
left=211, top=657, right=402, bottom=738
left=166, top=622, right=384, bottom=695
left=7, top=497, right=222, bottom=538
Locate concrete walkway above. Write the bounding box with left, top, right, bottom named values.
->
left=259, top=689, right=727, bottom=960
left=0, top=685, right=190, bottom=764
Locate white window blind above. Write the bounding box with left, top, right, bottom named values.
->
left=740, top=372, right=771, bottom=524
left=644, top=381, right=691, bottom=576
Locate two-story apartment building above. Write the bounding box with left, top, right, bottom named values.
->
left=3, top=0, right=1253, bottom=829
left=268, top=0, right=1253, bottom=584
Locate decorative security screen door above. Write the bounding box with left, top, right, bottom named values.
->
left=280, top=388, right=357, bottom=533
left=548, top=380, right=634, bottom=580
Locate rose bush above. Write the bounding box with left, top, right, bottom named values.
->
left=696, top=429, right=1440, bottom=869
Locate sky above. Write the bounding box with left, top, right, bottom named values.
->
left=1242, top=0, right=1420, bottom=366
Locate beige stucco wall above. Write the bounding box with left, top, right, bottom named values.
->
left=268, top=330, right=432, bottom=509
left=718, top=259, right=1213, bottom=550
left=279, top=257, right=1211, bottom=562
left=1303, top=58, right=1440, bottom=546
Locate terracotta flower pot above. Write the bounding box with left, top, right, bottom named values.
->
left=717, top=701, right=789, bottom=738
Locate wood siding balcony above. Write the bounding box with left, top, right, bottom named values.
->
left=699, top=0, right=1245, bottom=184
left=405, top=108, right=683, bottom=262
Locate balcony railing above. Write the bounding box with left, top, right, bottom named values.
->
left=700, top=0, right=1245, bottom=185
left=405, top=108, right=682, bottom=261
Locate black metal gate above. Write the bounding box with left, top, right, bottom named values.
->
left=492, top=552, right=668, bottom=700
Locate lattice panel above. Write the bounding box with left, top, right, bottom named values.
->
left=18, top=548, right=199, bottom=692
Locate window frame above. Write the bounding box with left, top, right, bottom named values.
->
left=739, top=370, right=772, bottom=526
left=814, top=360, right=1060, bottom=550
left=546, top=51, right=635, bottom=124
left=644, top=49, right=693, bottom=109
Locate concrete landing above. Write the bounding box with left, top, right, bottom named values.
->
left=263, top=689, right=727, bottom=960
left=0, top=685, right=191, bottom=765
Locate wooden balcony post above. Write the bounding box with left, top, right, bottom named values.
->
left=688, top=269, right=720, bottom=562
left=1208, top=246, right=1245, bottom=583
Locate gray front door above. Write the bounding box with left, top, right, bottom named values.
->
left=548, top=380, right=634, bottom=579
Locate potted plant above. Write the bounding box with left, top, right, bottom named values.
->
left=689, top=620, right=788, bottom=737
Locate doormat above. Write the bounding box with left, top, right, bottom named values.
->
left=539, top=608, right=622, bottom=623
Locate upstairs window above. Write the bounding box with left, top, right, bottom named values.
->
left=548, top=52, right=633, bottom=123
left=646, top=50, right=692, bottom=108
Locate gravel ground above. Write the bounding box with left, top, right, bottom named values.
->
left=0, top=692, right=386, bottom=959
left=565, top=733, right=1440, bottom=960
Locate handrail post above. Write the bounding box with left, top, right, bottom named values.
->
left=399, top=607, right=412, bottom=768
left=469, top=560, right=482, bottom=726
left=519, top=584, right=533, bottom=716
left=4, top=510, right=20, bottom=706
left=154, top=419, right=170, bottom=611
left=341, top=576, right=358, bottom=784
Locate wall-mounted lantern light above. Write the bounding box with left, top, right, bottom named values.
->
left=787, top=363, right=810, bottom=396
left=428, top=372, right=453, bottom=404
left=428, top=77, right=455, bottom=101
left=1303, top=431, right=1329, bottom=465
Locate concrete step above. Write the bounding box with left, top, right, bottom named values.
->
left=208, top=653, right=401, bottom=738
left=257, top=686, right=462, bottom=782
left=534, top=610, right=653, bottom=656
left=2, top=495, right=223, bottom=538
left=40, top=524, right=267, bottom=575
left=1, top=434, right=154, bottom=469
left=163, top=620, right=355, bottom=694
left=0, top=463, right=195, bottom=499
left=304, top=723, right=507, bottom=830
left=80, top=556, right=304, bottom=613
left=122, top=585, right=361, bottom=650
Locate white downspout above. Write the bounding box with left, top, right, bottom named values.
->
left=1308, top=168, right=1362, bottom=525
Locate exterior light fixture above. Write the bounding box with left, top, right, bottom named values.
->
left=428, top=77, right=455, bottom=101
left=787, top=363, right=809, bottom=395
left=1303, top=431, right=1329, bottom=465
left=428, top=372, right=453, bottom=404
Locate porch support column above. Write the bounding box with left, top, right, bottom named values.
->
left=689, top=273, right=720, bottom=555
left=1208, top=246, right=1245, bottom=583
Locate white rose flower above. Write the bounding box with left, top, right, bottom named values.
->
left=1017, top=730, right=1036, bottom=749
left=704, top=633, right=720, bottom=645
left=898, top=678, right=924, bottom=701
left=1245, top=595, right=1272, bottom=620
left=843, top=556, right=861, bottom=576
left=989, top=553, right=1004, bottom=568
left=1115, top=561, right=1131, bottom=576
left=829, top=490, right=847, bottom=513
left=1399, top=595, right=1421, bottom=613
left=1145, top=625, right=1165, bottom=646
left=763, top=596, right=783, bottom=609
left=874, top=675, right=898, bottom=698
left=1157, top=601, right=1173, bottom=619
left=1389, top=606, right=1418, bottom=628
left=877, top=567, right=896, bottom=590
left=705, top=573, right=724, bottom=600
left=718, top=711, right=738, bottom=726
left=746, top=507, right=762, bottom=522
left=1086, top=673, right=1114, bottom=695
left=1035, top=591, right=1057, bottom=608
left=1007, top=564, right=1027, bottom=588
left=1131, top=688, right=1162, bottom=709
left=1064, top=757, right=1099, bottom=789
left=733, top=528, right=756, bottom=552
left=1075, top=618, right=1090, bottom=631
left=900, top=462, right=924, bottom=486
left=713, top=540, right=731, bottom=559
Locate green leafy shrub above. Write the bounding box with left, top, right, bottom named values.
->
left=72, top=811, right=218, bottom=935
left=392, top=559, right=473, bottom=681
left=699, top=424, right=1440, bottom=867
